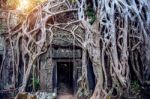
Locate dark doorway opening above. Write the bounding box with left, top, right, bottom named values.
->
left=57, top=62, right=73, bottom=94
left=0, top=54, right=2, bottom=66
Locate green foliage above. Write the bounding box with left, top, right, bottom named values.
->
left=68, top=0, right=76, bottom=4
left=106, top=96, right=111, bottom=99
left=77, top=88, right=89, bottom=98
left=86, top=8, right=96, bottom=25
left=0, top=82, right=5, bottom=89
left=33, top=77, right=40, bottom=90
left=28, top=77, right=40, bottom=91
left=131, top=80, right=140, bottom=95
left=0, top=24, right=2, bottom=32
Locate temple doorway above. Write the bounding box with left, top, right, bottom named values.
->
left=57, top=62, right=73, bottom=94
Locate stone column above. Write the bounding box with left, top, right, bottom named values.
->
left=40, top=48, right=53, bottom=92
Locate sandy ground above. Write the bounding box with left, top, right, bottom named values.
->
left=57, top=94, right=76, bottom=99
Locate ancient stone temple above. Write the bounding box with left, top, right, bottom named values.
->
left=39, top=29, right=84, bottom=93
left=0, top=24, right=95, bottom=96
left=40, top=28, right=82, bottom=91
left=0, top=2, right=96, bottom=97
left=36, top=25, right=95, bottom=95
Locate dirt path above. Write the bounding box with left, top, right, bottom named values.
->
left=57, top=94, right=76, bottom=99
left=56, top=83, right=76, bottom=99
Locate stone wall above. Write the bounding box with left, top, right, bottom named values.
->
left=39, top=46, right=82, bottom=93
left=0, top=37, right=4, bottom=54
left=0, top=11, right=6, bottom=54
left=39, top=48, right=53, bottom=92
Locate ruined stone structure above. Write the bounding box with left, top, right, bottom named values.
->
left=0, top=5, right=95, bottom=96
left=1, top=0, right=150, bottom=99
left=0, top=12, right=5, bottom=54
left=39, top=30, right=84, bottom=93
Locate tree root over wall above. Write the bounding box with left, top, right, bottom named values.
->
left=0, top=0, right=150, bottom=99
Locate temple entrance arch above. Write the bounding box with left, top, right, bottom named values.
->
left=52, top=46, right=82, bottom=94
left=57, top=62, right=73, bottom=93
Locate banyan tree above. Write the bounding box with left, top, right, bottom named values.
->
left=0, top=0, right=150, bottom=99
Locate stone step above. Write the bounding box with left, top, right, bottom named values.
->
left=57, top=94, right=76, bottom=99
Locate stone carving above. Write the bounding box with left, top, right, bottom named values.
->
left=52, top=48, right=81, bottom=59
left=52, top=33, right=74, bottom=46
